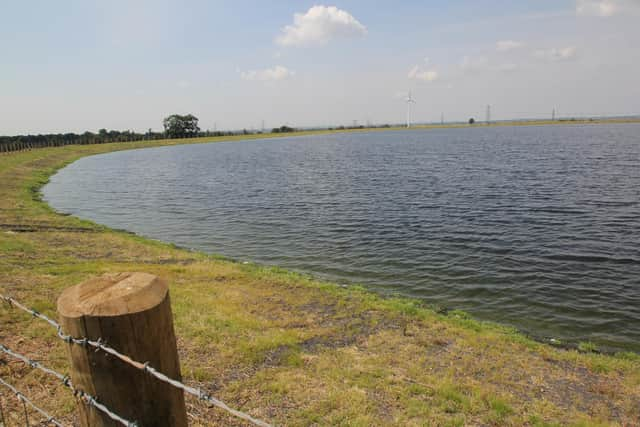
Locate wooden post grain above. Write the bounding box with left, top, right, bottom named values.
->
left=57, top=272, right=187, bottom=427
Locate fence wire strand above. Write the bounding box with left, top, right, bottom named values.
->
left=1, top=294, right=273, bottom=427
left=0, top=344, right=137, bottom=427
left=21, top=393, right=30, bottom=426
left=0, top=376, right=65, bottom=427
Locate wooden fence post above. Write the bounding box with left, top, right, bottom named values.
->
left=57, top=272, right=188, bottom=427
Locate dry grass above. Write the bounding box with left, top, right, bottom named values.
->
left=1, top=129, right=639, bottom=426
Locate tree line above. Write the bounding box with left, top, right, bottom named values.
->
left=0, top=114, right=297, bottom=153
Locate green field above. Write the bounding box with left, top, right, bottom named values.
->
left=1, top=125, right=639, bottom=426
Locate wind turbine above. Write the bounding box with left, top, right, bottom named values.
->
left=406, top=91, right=416, bottom=128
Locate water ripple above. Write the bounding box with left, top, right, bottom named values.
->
left=43, top=124, right=640, bottom=352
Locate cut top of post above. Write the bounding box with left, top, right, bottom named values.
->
left=57, top=272, right=168, bottom=318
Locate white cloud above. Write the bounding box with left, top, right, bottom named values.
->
left=408, top=65, right=439, bottom=82
left=533, top=47, right=578, bottom=62
left=240, top=65, right=295, bottom=81
left=577, top=0, right=640, bottom=16
left=460, top=55, right=490, bottom=72
left=177, top=80, right=190, bottom=89
left=576, top=0, right=619, bottom=16
left=276, top=5, right=367, bottom=47
left=496, top=40, right=524, bottom=52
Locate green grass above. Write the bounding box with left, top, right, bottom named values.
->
left=578, top=341, right=599, bottom=353
left=1, top=124, right=639, bottom=426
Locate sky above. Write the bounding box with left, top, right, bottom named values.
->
left=1, top=0, right=639, bottom=135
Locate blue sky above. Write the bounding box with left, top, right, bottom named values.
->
left=1, top=0, right=639, bottom=134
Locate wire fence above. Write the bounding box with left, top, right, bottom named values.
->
left=0, top=376, right=65, bottom=427
left=0, top=343, right=137, bottom=427
left=1, top=294, right=273, bottom=427
left=0, top=133, right=168, bottom=154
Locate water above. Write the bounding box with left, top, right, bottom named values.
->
left=43, top=124, right=640, bottom=352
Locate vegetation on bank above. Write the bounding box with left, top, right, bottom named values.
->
left=2, top=116, right=639, bottom=153
left=0, top=130, right=639, bottom=426
left=163, top=114, right=202, bottom=138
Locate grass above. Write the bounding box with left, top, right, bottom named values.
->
left=1, top=124, right=639, bottom=426
left=579, top=342, right=600, bottom=353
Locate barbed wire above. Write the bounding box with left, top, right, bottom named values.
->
left=0, top=343, right=137, bottom=427
left=1, top=294, right=273, bottom=427
left=0, top=295, right=60, bottom=329
left=0, top=376, right=65, bottom=427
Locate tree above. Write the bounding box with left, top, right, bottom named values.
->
left=271, top=125, right=295, bottom=133
left=469, top=118, right=475, bottom=125
left=163, top=114, right=200, bottom=138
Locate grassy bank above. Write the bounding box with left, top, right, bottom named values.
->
left=1, top=129, right=639, bottom=426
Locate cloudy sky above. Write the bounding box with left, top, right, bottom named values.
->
left=1, top=0, right=639, bottom=134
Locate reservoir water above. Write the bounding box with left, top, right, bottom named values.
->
left=43, top=124, right=640, bottom=352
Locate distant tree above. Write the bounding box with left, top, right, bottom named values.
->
left=1, top=126, right=160, bottom=152
left=271, top=125, right=295, bottom=133
left=163, top=114, right=200, bottom=138
left=469, top=118, right=475, bottom=125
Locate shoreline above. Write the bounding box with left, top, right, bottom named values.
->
left=1, top=126, right=639, bottom=425
left=42, top=121, right=640, bottom=355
